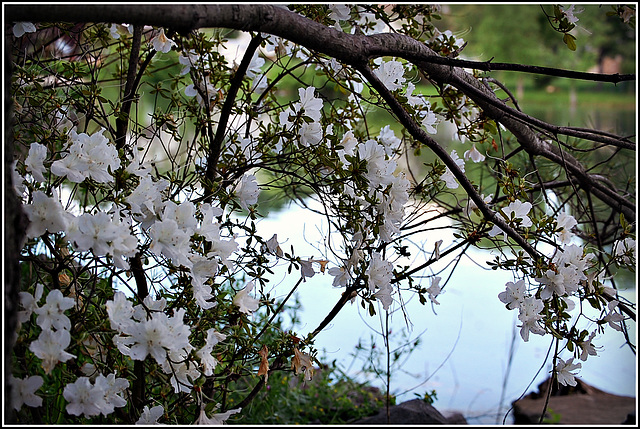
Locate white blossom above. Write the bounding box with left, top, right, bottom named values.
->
left=366, top=252, right=393, bottom=293
left=195, top=405, right=241, bottom=425
left=555, top=357, right=581, bottom=386
left=148, top=218, right=193, bottom=268
left=51, top=128, right=120, bottom=183
left=426, top=276, right=443, bottom=305
left=374, top=59, right=406, bottom=91
left=10, top=375, right=43, bottom=410
left=294, top=87, right=323, bottom=122
left=24, top=190, right=70, bottom=238
left=197, top=329, right=227, bottom=376
left=463, top=144, right=485, bottom=163
left=517, top=296, right=545, bottom=341
left=502, top=200, right=533, bottom=228
left=29, top=328, right=76, bottom=374
left=25, top=142, right=48, bottom=182
left=440, top=150, right=465, bottom=189
left=13, top=22, right=37, bottom=38
left=34, top=289, right=74, bottom=332
left=555, top=212, right=577, bottom=244
left=150, top=28, right=177, bottom=53
left=233, top=280, right=260, bottom=315
left=577, top=331, right=598, bottom=361
left=498, top=279, right=526, bottom=310
left=234, top=173, right=260, bottom=210
left=136, top=405, right=165, bottom=424
left=613, top=237, right=636, bottom=265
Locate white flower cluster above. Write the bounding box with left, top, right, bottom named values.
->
left=279, top=87, right=325, bottom=149
left=20, top=287, right=76, bottom=375
left=63, top=373, right=129, bottom=418
left=488, top=199, right=533, bottom=240
left=107, top=292, right=219, bottom=394
left=51, top=128, right=121, bottom=183
left=325, top=125, right=412, bottom=309
left=13, top=285, right=128, bottom=417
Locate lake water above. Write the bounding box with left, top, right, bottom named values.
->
left=251, top=194, right=636, bottom=425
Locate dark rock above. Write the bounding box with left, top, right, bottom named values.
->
left=442, top=411, right=469, bottom=425
left=512, top=377, right=636, bottom=425
left=352, top=398, right=466, bottom=425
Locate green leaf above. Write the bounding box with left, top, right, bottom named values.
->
left=563, top=33, right=577, bottom=51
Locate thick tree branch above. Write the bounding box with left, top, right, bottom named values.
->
left=8, top=3, right=634, bottom=222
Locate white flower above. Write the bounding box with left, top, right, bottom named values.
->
left=561, top=4, right=583, bottom=25
left=10, top=375, right=43, bottom=410
left=336, top=130, right=358, bottom=165
left=165, top=360, right=199, bottom=394
left=299, top=258, right=316, bottom=280
left=405, top=82, right=426, bottom=108
left=127, top=176, right=169, bottom=227
left=66, top=211, right=120, bottom=255
left=426, top=276, right=443, bottom=305
left=197, top=329, right=227, bottom=376
left=109, top=23, right=121, bottom=39
left=517, top=296, right=545, bottom=342
left=555, top=212, right=577, bottom=244
left=18, top=283, right=44, bottom=324
left=12, top=160, right=26, bottom=196
left=601, top=300, right=624, bottom=331
left=374, top=59, right=406, bottom=91
left=464, top=193, right=492, bottom=217
left=577, top=331, right=598, bottom=361
left=195, top=405, right=241, bottom=425
left=374, top=283, right=394, bottom=310
left=421, top=109, right=439, bottom=134
left=613, top=237, right=636, bottom=265
left=106, top=292, right=135, bottom=331
left=329, top=4, right=352, bottom=23
left=502, top=200, right=533, bottom=228
left=498, top=279, right=526, bottom=310
left=366, top=252, right=393, bottom=293
left=463, top=144, right=485, bottom=163
left=378, top=125, right=401, bottom=155
left=149, top=218, right=193, bottom=268
left=298, top=121, right=323, bottom=147
left=63, top=377, right=106, bottom=417
left=234, top=173, right=260, bottom=210
left=13, top=22, right=37, bottom=38
left=245, top=51, right=265, bottom=80
left=24, top=190, right=70, bottom=238
left=51, top=128, right=120, bottom=183
left=294, top=87, right=323, bottom=122
left=29, top=328, right=75, bottom=374
left=150, top=28, right=177, bottom=53
left=114, top=316, right=171, bottom=364
left=25, top=142, right=48, bottom=182
left=34, top=289, right=74, bottom=332
left=163, top=200, right=198, bottom=234
left=440, top=150, right=465, bottom=189
left=233, top=280, right=260, bottom=315
left=328, top=265, right=350, bottom=288
left=555, top=357, right=581, bottom=387
left=184, top=82, right=218, bottom=107
left=136, top=404, right=165, bottom=424
left=94, top=373, right=129, bottom=415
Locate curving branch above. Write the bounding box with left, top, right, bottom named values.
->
left=7, top=4, right=634, bottom=223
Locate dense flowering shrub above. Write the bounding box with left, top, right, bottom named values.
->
left=6, top=4, right=635, bottom=424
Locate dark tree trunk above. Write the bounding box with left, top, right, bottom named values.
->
left=4, top=26, right=30, bottom=423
